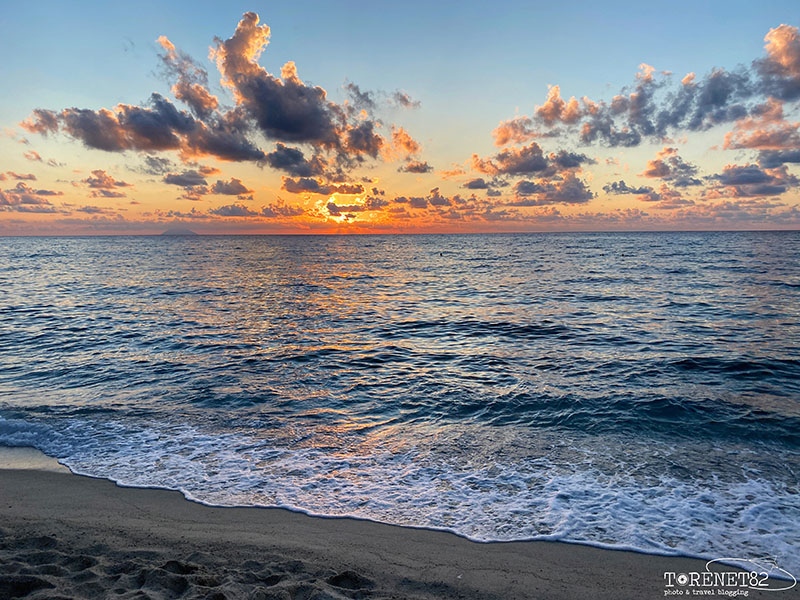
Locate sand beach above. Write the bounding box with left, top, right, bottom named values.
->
left=1, top=448, right=793, bottom=600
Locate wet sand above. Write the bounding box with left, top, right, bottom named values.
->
left=0, top=449, right=794, bottom=599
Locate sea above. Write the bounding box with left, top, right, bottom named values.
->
left=1, top=232, right=798, bottom=573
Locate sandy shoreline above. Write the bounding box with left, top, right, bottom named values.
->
left=0, top=450, right=795, bottom=599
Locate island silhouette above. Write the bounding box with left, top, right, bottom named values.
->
left=160, top=227, right=198, bottom=236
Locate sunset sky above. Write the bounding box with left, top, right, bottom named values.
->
left=2, top=0, right=800, bottom=234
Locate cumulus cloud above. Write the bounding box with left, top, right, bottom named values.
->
left=706, top=163, right=799, bottom=197
left=601, top=179, right=688, bottom=208
left=209, top=13, right=335, bottom=145
left=19, top=11, right=432, bottom=188
left=389, top=126, right=421, bottom=157
left=209, top=178, right=254, bottom=196
left=492, top=116, right=538, bottom=146
left=471, top=142, right=592, bottom=177
left=640, top=147, right=702, bottom=186
left=723, top=98, right=800, bottom=150
left=463, top=178, right=490, bottom=189
left=754, top=24, right=800, bottom=100
left=489, top=25, right=800, bottom=150
left=157, top=35, right=219, bottom=118
left=21, top=94, right=267, bottom=163
left=472, top=142, right=549, bottom=176
left=758, top=149, right=800, bottom=168
left=163, top=170, right=208, bottom=187
left=265, top=143, right=328, bottom=177
left=209, top=11, right=391, bottom=163
left=398, top=159, right=433, bottom=173
left=83, top=169, right=132, bottom=189
left=0, top=182, right=63, bottom=212
left=603, top=180, right=654, bottom=195
left=536, top=85, right=582, bottom=125
left=509, top=173, right=594, bottom=206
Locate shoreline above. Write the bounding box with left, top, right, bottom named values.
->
left=2, top=449, right=796, bottom=599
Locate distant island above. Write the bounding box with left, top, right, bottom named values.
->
left=160, top=227, right=198, bottom=236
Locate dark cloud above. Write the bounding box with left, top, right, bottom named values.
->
left=344, top=120, right=384, bottom=157
left=603, top=180, right=654, bottom=195
left=640, top=147, right=702, bottom=186
left=325, top=195, right=388, bottom=217
left=509, top=173, right=594, bottom=206
left=209, top=178, right=254, bottom=196
left=21, top=12, right=431, bottom=180
left=472, top=142, right=548, bottom=176
left=463, top=178, right=489, bottom=189
left=422, top=188, right=447, bottom=207
left=327, top=201, right=363, bottom=216
left=265, top=143, right=327, bottom=177
left=707, top=163, right=799, bottom=197
left=180, top=185, right=210, bottom=201
left=22, top=94, right=266, bottom=163
left=472, top=142, right=593, bottom=178
left=758, top=149, right=800, bottom=168
left=398, top=160, right=433, bottom=173
left=163, top=170, right=208, bottom=187
left=550, top=150, right=596, bottom=169
left=211, top=13, right=350, bottom=151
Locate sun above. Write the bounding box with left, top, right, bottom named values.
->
left=314, top=195, right=369, bottom=224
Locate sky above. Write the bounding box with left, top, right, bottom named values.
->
left=2, top=0, right=800, bottom=234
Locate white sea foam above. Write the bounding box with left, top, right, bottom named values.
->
left=2, top=414, right=797, bottom=576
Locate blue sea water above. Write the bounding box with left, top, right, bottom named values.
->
left=1, top=232, right=798, bottom=572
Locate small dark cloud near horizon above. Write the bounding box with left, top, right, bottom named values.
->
left=1, top=181, right=64, bottom=213
left=603, top=180, right=654, bottom=195
left=163, top=170, right=208, bottom=187
left=398, top=160, right=433, bottom=173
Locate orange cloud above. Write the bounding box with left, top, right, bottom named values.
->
left=723, top=98, right=800, bottom=149
left=763, top=24, right=800, bottom=78
left=492, top=116, right=536, bottom=146
left=535, top=85, right=582, bottom=125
